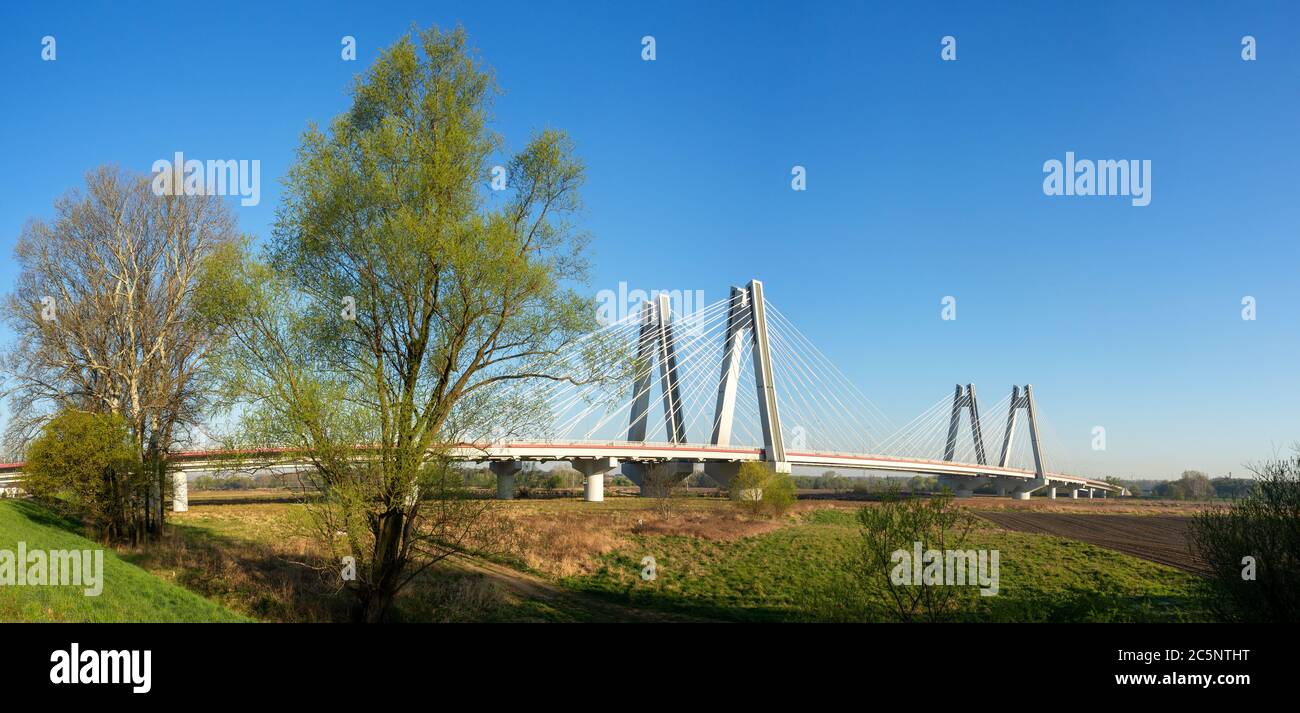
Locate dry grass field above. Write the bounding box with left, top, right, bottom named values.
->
left=102, top=490, right=1213, bottom=622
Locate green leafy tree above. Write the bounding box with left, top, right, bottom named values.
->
left=200, top=26, right=597, bottom=622
left=24, top=409, right=147, bottom=542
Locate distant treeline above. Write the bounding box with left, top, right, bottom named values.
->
left=1114, top=471, right=1253, bottom=500
left=794, top=472, right=938, bottom=493
left=192, top=467, right=1253, bottom=501
left=797, top=469, right=1255, bottom=500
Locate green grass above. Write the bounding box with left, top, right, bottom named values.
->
left=561, top=508, right=1214, bottom=622
left=0, top=500, right=248, bottom=622
left=3, top=494, right=1213, bottom=623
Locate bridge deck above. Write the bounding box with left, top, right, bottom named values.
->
left=0, top=440, right=1122, bottom=493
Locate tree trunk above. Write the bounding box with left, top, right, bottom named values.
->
left=349, top=589, right=395, bottom=623
left=350, top=509, right=406, bottom=623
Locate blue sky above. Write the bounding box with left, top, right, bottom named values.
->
left=1, top=1, right=1297, bottom=478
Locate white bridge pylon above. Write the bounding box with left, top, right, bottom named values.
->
left=935, top=383, right=1056, bottom=499
left=706, top=282, right=787, bottom=474
left=482, top=278, right=1120, bottom=500
left=622, top=281, right=789, bottom=488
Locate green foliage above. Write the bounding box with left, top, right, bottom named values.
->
left=792, top=472, right=937, bottom=494
left=1191, top=453, right=1300, bottom=622
left=459, top=468, right=496, bottom=489
left=761, top=472, right=797, bottom=515
left=23, top=409, right=150, bottom=542
left=202, top=25, right=597, bottom=622
left=1211, top=476, right=1254, bottom=500
left=793, top=471, right=852, bottom=490
left=191, top=475, right=257, bottom=491
left=519, top=467, right=582, bottom=490
left=848, top=492, right=979, bottom=622
left=729, top=462, right=797, bottom=516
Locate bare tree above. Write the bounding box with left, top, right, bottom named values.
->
left=2, top=166, right=237, bottom=536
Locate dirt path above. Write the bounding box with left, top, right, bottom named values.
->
left=446, top=555, right=708, bottom=622
left=976, top=511, right=1207, bottom=575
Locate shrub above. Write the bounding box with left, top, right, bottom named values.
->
left=1191, top=452, right=1300, bottom=622
left=730, top=462, right=797, bottom=517
left=23, top=409, right=150, bottom=542
left=849, top=491, right=980, bottom=622
left=641, top=464, right=689, bottom=517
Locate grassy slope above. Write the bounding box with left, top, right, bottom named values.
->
left=92, top=496, right=1215, bottom=623
left=560, top=508, right=1213, bottom=622
left=0, top=500, right=247, bottom=622
left=131, top=502, right=557, bottom=623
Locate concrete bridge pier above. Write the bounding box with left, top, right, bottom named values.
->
left=1087, top=488, right=1095, bottom=499
left=1048, top=486, right=1057, bottom=500
left=1010, top=478, right=1048, bottom=500
left=622, top=460, right=694, bottom=497
left=703, top=462, right=740, bottom=490
left=490, top=460, right=523, bottom=500
left=1070, top=488, right=1080, bottom=499
left=570, top=457, right=618, bottom=502
left=938, top=475, right=989, bottom=498
left=172, top=470, right=189, bottom=512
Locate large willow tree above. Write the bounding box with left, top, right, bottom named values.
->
left=201, top=26, right=596, bottom=622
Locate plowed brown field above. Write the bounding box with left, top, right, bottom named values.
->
left=977, top=511, right=1207, bottom=574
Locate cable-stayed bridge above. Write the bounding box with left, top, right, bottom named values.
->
left=0, top=280, right=1124, bottom=506
left=447, top=279, right=1122, bottom=501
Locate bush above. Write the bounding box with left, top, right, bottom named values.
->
left=730, top=462, right=797, bottom=517
left=850, top=491, right=980, bottom=622
left=23, top=409, right=149, bottom=542
left=640, top=464, right=689, bottom=517
left=1191, top=453, right=1300, bottom=622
